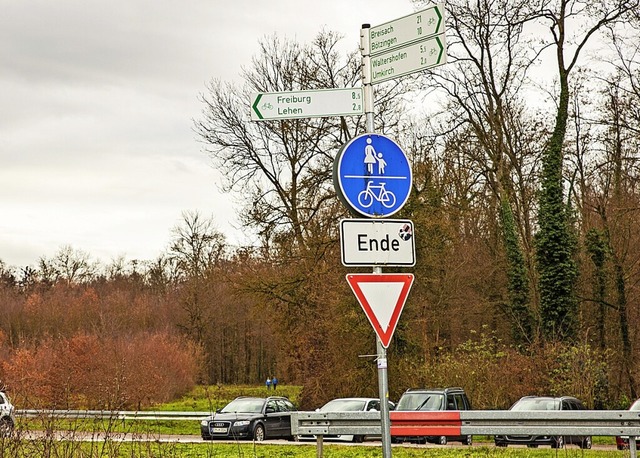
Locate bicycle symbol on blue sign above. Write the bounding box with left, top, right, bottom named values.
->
left=358, top=182, right=396, bottom=208
left=333, top=133, right=412, bottom=218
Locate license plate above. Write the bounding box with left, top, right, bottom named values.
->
left=212, top=427, right=227, bottom=433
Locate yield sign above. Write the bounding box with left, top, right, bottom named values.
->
left=346, top=273, right=414, bottom=348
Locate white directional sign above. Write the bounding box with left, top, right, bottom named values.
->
left=340, top=219, right=415, bottom=266
left=251, top=88, right=364, bottom=121
left=369, top=34, right=447, bottom=85
left=369, top=4, right=445, bottom=55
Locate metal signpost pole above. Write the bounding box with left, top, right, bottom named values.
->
left=361, top=24, right=375, bottom=134
left=361, top=23, right=392, bottom=458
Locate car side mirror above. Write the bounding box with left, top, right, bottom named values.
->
left=266, top=407, right=275, bottom=414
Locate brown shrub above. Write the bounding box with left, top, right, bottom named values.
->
left=0, top=331, right=201, bottom=409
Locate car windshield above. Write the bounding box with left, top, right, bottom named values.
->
left=396, top=393, right=444, bottom=411
left=511, top=398, right=560, bottom=411
left=320, top=399, right=367, bottom=412
left=220, top=398, right=264, bottom=413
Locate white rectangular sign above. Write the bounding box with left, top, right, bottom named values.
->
left=251, top=88, right=364, bottom=121
left=370, top=34, right=447, bottom=85
left=340, top=219, right=415, bottom=266
left=369, top=4, right=445, bottom=56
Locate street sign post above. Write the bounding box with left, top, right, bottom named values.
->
left=340, top=219, right=415, bottom=266
left=333, top=133, right=412, bottom=218
left=369, top=35, right=446, bottom=85
left=251, top=88, right=364, bottom=121
left=346, top=273, right=414, bottom=348
left=369, top=3, right=445, bottom=55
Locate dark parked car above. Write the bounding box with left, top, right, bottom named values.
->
left=200, top=396, right=297, bottom=441
left=391, top=387, right=472, bottom=445
left=494, top=396, right=592, bottom=449
left=305, top=397, right=395, bottom=443
left=616, top=398, right=640, bottom=450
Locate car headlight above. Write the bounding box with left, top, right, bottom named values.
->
left=201, top=420, right=209, bottom=426
left=234, top=420, right=250, bottom=427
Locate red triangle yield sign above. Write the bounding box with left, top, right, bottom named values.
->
left=346, top=273, right=414, bottom=348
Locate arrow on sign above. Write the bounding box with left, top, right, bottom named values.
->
left=346, top=273, right=414, bottom=348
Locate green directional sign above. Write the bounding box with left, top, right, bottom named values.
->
left=369, top=3, right=445, bottom=56
left=369, top=34, right=447, bottom=85
left=251, top=88, right=364, bottom=121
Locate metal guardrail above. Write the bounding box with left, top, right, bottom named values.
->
left=292, top=410, right=640, bottom=457
left=16, top=409, right=210, bottom=421
left=459, top=410, right=640, bottom=436
left=15, top=409, right=640, bottom=457
left=292, top=411, right=381, bottom=436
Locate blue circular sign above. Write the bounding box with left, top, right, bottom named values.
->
left=333, top=133, right=412, bottom=218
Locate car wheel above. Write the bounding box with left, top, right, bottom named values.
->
left=438, top=435, right=448, bottom=445
left=580, top=436, right=592, bottom=449
left=551, top=436, right=564, bottom=449
left=495, top=442, right=507, bottom=447
left=253, top=423, right=266, bottom=442
left=462, top=435, right=472, bottom=445
left=352, top=435, right=364, bottom=443
left=527, top=444, right=538, bottom=448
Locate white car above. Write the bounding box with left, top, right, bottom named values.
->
left=310, top=397, right=394, bottom=443
left=0, top=391, right=15, bottom=436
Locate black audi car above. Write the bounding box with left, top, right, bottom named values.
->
left=200, top=396, right=297, bottom=441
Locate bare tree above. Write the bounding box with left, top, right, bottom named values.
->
left=169, top=210, right=226, bottom=279
left=169, top=211, right=226, bottom=344
left=38, top=245, right=97, bottom=285
left=194, top=30, right=409, bottom=254
left=412, top=0, right=543, bottom=344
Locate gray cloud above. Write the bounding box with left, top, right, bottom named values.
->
left=0, top=0, right=413, bottom=267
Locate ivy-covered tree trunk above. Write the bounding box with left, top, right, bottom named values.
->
left=535, top=67, right=578, bottom=342
left=500, top=197, right=535, bottom=345
left=585, top=229, right=608, bottom=351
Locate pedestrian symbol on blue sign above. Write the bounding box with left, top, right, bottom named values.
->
left=333, top=134, right=412, bottom=218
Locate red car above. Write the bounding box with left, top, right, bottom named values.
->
left=616, top=398, right=640, bottom=450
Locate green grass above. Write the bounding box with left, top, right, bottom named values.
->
left=154, top=384, right=303, bottom=412
left=0, top=441, right=628, bottom=457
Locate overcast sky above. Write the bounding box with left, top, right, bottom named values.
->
left=0, top=0, right=416, bottom=268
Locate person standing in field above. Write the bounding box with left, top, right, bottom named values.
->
left=266, top=377, right=272, bottom=390
left=272, top=376, right=278, bottom=390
